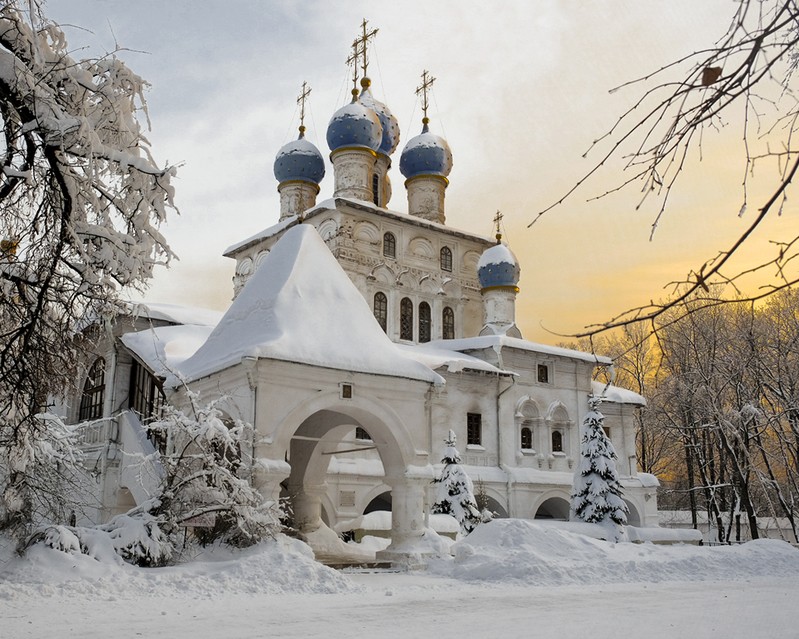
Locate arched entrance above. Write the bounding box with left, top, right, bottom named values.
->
left=267, top=397, right=433, bottom=563
left=624, top=499, right=641, bottom=526
left=534, top=496, right=570, bottom=520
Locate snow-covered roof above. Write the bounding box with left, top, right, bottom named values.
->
left=477, top=242, right=518, bottom=269
left=591, top=380, right=646, bottom=406
left=121, top=324, right=216, bottom=377
left=429, top=335, right=613, bottom=366
left=398, top=343, right=512, bottom=376
left=223, top=197, right=495, bottom=256
left=178, top=224, right=444, bottom=385
left=128, top=302, right=224, bottom=327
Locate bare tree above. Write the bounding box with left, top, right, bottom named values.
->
left=0, top=3, right=175, bottom=538
left=535, top=1, right=799, bottom=337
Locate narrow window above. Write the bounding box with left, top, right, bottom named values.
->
left=129, top=360, right=165, bottom=421
left=537, top=364, right=549, bottom=384
left=467, top=412, right=482, bottom=446
left=551, top=430, right=563, bottom=453
left=440, top=246, right=453, bottom=272
left=372, top=173, right=380, bottom=206
left=355, top=427, right=371, bottom=441
left=400, top=297, right=413, bottom=340
left=602, top=426, right=611, bottom=439
left=383, top=232, right=396, bottom=258
left=521, top=427, right=533, bottom=450
left=419, top=301, right=431, bottom=343
left=79, top=358, right=105, bottom=421
left=442, top=306, right=455, bottom=340
left=374, top=292, right=388, bottom=332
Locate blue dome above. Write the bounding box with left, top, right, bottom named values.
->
left=273, top=130, right=325, bottom=184
left=399, top=122, right=453, bottom=179
left=359, top=82, right=400, bottom=156
left=326, top=95, right=382, bottom=153
left=477, top=243, right=520, bottom=290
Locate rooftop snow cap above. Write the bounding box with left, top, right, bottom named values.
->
left=359, top=78, right=400, bottom=156
left=326, top=89, right=383, bottom=153
left=399, top=120, right=453, bottom=179
left=273, top=128, right=326, bottom=185
left=477, top=242, right=520, bottom=290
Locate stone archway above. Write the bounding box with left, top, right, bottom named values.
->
left=624, top=499, right=642, bottom=527
left=265, top=396, right=433, bottom=564
left=534, top=496, right=571, bottom=520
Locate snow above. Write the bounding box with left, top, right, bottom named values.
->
left=433, top=334, right=614, bottom=365
left=2, top=520, right=798, bottom=638
left=128, top=302, right=223, bottom=327
left=476, top=242, right=518, bottom=269
left=178, top=225, right=443, bottom=385
left=121, top=324, right=215, bottom=376
left=399, top=342, right=511, bottom=375
left=592, top=379, right=646, bottom=405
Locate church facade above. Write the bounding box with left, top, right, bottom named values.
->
left=65, top=33, right=660, bottom=562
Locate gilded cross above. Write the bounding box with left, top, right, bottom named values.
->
left=296, top=81, right=311, bottom=131
left=416, top=69, right=436, bottom=121
left=346, top=19, right=379, bottom=88
left=493, top=210, right=503, bottom=241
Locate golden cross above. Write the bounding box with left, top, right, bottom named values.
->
left=493, top=210, right=503, bottom=241
left=347, top=18, right=378, bottom=90
left=296, top=81, right=311, bottom=131
left=415, top=69, right=436, bottom=121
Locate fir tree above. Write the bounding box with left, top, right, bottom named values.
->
left=431, top=430, right=481, bottom=535
left=571, top=396, right=628, bottom=542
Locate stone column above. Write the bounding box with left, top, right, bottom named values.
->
left=376, top=476, right=445, bottom=567
left=290, top=483, right=327, bottom=533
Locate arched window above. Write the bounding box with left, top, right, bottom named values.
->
left=79, top=358, right=105, bottom=421
left=372, top=173, right=380, bottom=206
left=374, top=292, right=388, bottom=332
left=442, top=306, right=455, bottom=340
left=521, top=427, right=533, bottom=450
left=440, top=246, right=453, bottom=272
left=419, top=301, right=431, bottom=343
left=400, top=297, right=413, bottom=340
left=383, top=232, right=396, bottom=258
left=551, top=430, right=563, bottom=453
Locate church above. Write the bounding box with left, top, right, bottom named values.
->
left=64, top=26, right=660, bottom=563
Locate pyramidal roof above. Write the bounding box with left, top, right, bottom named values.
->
left=177, top=224, right=443, bottom=385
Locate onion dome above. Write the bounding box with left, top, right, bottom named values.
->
left=477, top=242, right=520, bottom=290
left=326, top=89, right=383, bottom=153
left=399, top=119, right=453, bottom=179
left=273, top=127, right=326, bottom=185
left=359, top=78, right=400, bottom=156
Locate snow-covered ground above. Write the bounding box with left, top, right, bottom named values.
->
left=2, top=519, right=797, bottom=639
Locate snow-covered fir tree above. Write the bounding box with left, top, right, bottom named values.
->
left=431, top=430, right=481, bottom=535
left=571, top=395, right=628, bottom=542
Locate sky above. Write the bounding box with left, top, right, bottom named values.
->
left=41, top=0, right=799, bottom=343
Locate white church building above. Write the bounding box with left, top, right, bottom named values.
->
left=64, top=34, right=660, bottom=562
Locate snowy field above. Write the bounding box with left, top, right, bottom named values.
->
left=2, top=519, right=798, bottom=639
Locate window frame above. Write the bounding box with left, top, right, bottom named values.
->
left=442, top=306, right=455, bottom=340
left=520, top=426, right=533, bottom=450
left=467, top=412, right=482, bottom=446
left=400, top=297, right=414, bottom=341
left=383, top=232, right=396, bottom=259
left=418, top=301, right=431, bottom=343
left=78, top=357, right=105, bottom=421
left=440, top=246, right=453, bottom=272
left=373, top=291, right=388, bottom=332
